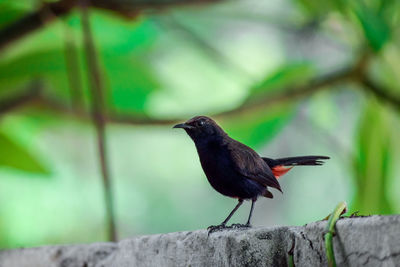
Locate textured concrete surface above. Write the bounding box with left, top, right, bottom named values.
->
left=0, top=215, right=399, bottom=267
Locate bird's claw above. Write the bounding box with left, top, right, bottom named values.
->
left=231, top=223, right=251, bottom=229
left=207, top=224, right=227, bottom=234
left=207, top=223, right=252, bottom=235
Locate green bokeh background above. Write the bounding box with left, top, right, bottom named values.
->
left=0, top=0, right=399, bottom=248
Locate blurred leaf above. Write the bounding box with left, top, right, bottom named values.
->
left=351, top=100, right=393, bottom=214
left=295, top=0, right=329, bottom=16
left=0, top=4, right=27, bottom=28
left=0, top=50, right=66, bottom=80
left=0, top=130, right=49, bottom=174
left=0, top=47, right=160, bottom=114
left=309, top=90, right=339, bottom=131
left=0, top=49, right=72, bottom=102
left=294, top=0, right=347, bottom=17
left=353, top=3, right=391, bottom=51
left=248, top=63, right=315, bottom=100
left=222, top=104, right=294, bottom=148
left=0, top=10, right=161, bottom=112
left=102, top=53, right=160, bottom=114
left=90, top=13, right=160, bottom=54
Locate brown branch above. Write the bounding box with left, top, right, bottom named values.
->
left=0, top=1, right=75, bottom=52
left=210, top=52, right=368, bottom=118
left=0, top=0, right=221, bottom=52
left=22, top=64, right=355, bottom=125
left=108, top=68, right=354, bottom=124
left=214, top=66, right=356, bottom=118
left=0, top=56, right=364, bottom=125
left=360, top=77, right=400, bottom=110
left=91, top=0, right=221, bottom=18
left=81, top=2, right=117, bottom=242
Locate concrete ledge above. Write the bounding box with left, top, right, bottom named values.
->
left=1, top=215, right=399, bottom=267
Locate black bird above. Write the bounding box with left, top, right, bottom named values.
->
left=173, top=116, right=329, bottom=232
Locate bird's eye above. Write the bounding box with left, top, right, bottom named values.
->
left=198, top=120, right=205, bottom=127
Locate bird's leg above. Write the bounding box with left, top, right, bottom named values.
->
left=246, top=198, right=256, bottom=226
left=221, top=199, right=244, bottom=225
left=232, top=198, right=256, bottom=229
left=208, top=199, right=243, bottom=233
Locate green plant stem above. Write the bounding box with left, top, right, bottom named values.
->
left=288, top=254, right=294, bottom=267
left=288, top=240, right=295, bottom=267
left=325, top=201, right=347, bottom=267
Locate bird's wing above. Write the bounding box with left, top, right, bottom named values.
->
left=226, top=140, right=282, bottom=192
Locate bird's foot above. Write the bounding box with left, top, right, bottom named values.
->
left=231, top=223, right=251, bottom=229
left=207, top=224, right=228, bottom=234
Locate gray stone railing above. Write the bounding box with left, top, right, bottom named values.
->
left=1, top=215, right=399, bottom=267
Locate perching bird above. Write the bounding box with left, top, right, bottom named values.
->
left=173, top=116, right=329, bottom=232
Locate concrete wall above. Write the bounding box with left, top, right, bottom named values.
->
left=1, top=215, right=399, bottom=267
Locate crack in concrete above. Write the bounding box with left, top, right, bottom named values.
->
left=363, top=251, right=400, bottom=265
left=299, top=231, right=324, bottom=263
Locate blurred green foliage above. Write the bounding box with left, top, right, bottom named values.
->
left=0, top=0, right=399, bottom=248
left=0, top=130, right=48, bottom=174
left=249, top=63, right=315, bottom=99
left=353, top=100, right=395, bottom=214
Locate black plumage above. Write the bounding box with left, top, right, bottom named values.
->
left=173, top=116, right=329, bottom=231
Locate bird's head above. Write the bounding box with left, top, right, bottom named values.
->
left=173, top=116, right=226, bottom=142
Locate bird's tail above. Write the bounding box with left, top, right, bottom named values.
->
left=262, top=155, right=329, bottom=178
left=263, top=155, right=330, bottom=167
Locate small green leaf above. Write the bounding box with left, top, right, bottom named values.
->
left=0, top=131, right=49, bottom=174
left=354, top=3, right=391, bottom=51
left=249, top=63, right=315, bottom=100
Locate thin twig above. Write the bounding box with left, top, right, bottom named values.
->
left=81, top=2, right=117, bottom=242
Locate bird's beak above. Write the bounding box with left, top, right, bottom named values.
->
left=173, top=123, right=193, bottom=129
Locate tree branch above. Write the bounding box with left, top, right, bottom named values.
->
left=0, top=1, right=75, bottom=52
left=0, top=56, right=365, bottom=125
left=360, top=77, right=400, bottom=111
left=91, top=0, right=221, bottom=18
left=21, top=64, right=355, bottom=125
left=81, top=2, right=117, bottom=242
left=0, top=0, right=221, bottom=52
left=214, top=66, right=356, bottom=118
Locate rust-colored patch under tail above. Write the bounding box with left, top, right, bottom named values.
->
left=271, top=165, right=293, bottom=179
